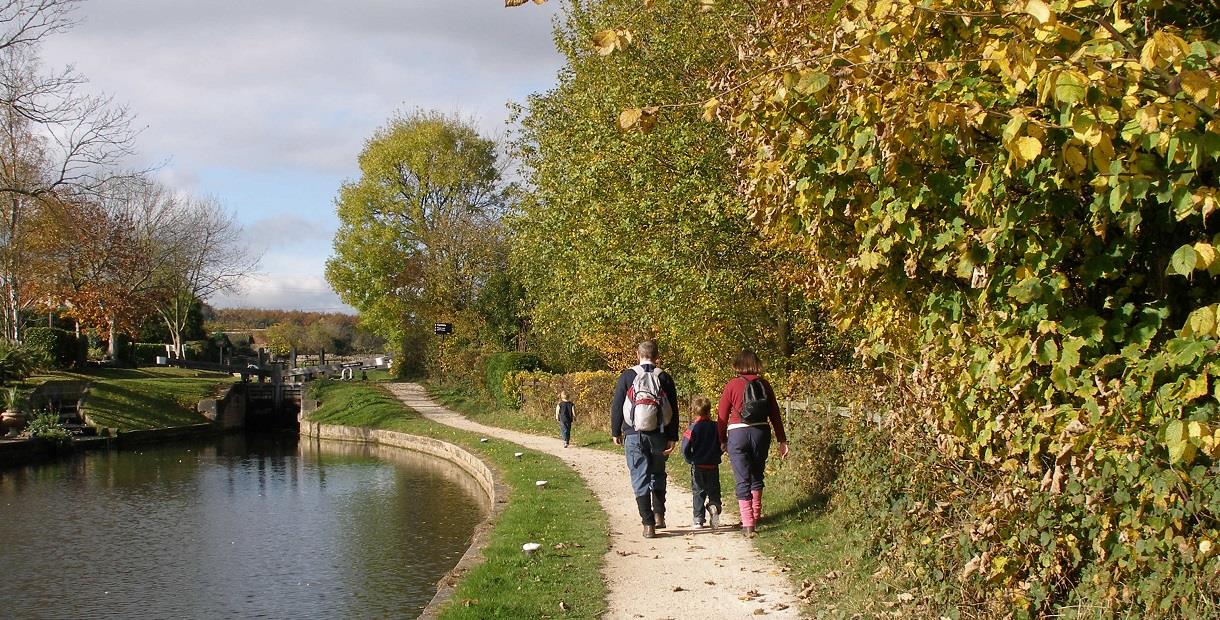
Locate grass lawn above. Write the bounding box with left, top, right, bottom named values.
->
left=25, top=367, right=234, bottom=431
left=426, top=380, right=888, bottom=618
left=306, top=380, right=610, bottom=619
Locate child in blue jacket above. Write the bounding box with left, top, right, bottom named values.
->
left=681, top=396, right=723, bottom=529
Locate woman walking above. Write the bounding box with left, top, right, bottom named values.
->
left=716, top=349, right=789, bottom=537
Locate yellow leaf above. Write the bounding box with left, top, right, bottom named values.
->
left=1140, top=38, right=1159, bottom=70
left=1188, top=421, right=1210, bottom=442
left=699, top=0, right=715, bottom=12
left=1194, top=243, right=1217, bottom=270
left=1023, top=0, right=1052, bottom=24
left=702, top=98, right=720, bottom=122
left=1184, top=306, right=1215, bottom=339
left=1180, top=71, right=1213, bottom=104
left=592, top=29, right=619, bottom=55
left=1064, top=144, right=1087, bottom=173
left=1017, top=136, right=1042, bottom=161
left=618, top=108, right=642, bottom=130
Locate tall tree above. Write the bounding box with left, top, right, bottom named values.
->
left=153, top=197, right=258, bottom=358
left=0, top=0, right=135, bottom=341
left=36, top=178, right=181, bottom=357
left=326, top=110, right=509, bottom=375
left=508, top=0, right=838, bottom=389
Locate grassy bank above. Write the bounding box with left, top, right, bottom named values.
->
left=27, top=367, right=232, bottom=431
left=306, top=380, right=610, bottom=619
left=427, top=380, right=888, bottom=617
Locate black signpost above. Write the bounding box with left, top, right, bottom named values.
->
left=434, top=323, right=453, bottom=337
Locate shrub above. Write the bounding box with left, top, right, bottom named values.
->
left=24, top=327, right=82, bottom=369
left=21, top=412, right=72, bottom=447
left=511, top=370, right=619, bottom=434
left=182, top=339, right=218, bottom=361
left=484, top=352, right=541, bottom=406
left=130, top=343, right=168, bottom=366
left=0, top=341, right=38, bottom=384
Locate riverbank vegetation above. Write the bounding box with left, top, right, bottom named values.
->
left=306, top=379, right=610, bottom=619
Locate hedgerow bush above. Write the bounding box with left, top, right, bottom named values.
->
left=721, top=0, right=1220, bottom=614
left=484, top=352, right=541, bottom=406
left=512, top=370, right=619, bottom=434
left=23, top=327, right=82, bottom=369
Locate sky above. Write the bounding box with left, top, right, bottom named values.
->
left=39, top=0, right=566, bottom=313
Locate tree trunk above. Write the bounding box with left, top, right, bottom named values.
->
left=777, top=289, right=793, bottom=357
left=107, top=317, right=118, bottom=360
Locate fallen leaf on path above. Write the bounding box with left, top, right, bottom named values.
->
left=672, top=586, right=685, bottom=592
left=753, top=609, right=767, bottom=615
left=615, top=550, right=635, bottom=557
left=772, top=604, right=790, bottom=611
left=823, top=570, right=840, bottom=580
left=704, top=580, right=716, bottom=585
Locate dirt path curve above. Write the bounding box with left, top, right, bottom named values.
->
left=388, top=383, right=803, bottom=619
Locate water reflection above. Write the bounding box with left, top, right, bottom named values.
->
left=0, top=435, right=489, bottom=619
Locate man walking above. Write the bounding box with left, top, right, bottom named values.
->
left=611, top=340, right=679, bottom=538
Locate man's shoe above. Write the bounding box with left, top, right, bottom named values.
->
left=691, top=521, right=705, bottom=529
left=708, top=504, right=721, bottom=530
left=643, top=525, right=656, bottom=539
left=742, top=526, right=756, bottom=538
left=654, top=513, right=666, bottom=529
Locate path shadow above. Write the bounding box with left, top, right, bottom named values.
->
left=765, top=492, right=830, bottom=524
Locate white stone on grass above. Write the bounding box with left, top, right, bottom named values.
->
left=522, top=542, right=541, bottom=555
left=535, top=480, right=548, bottom=488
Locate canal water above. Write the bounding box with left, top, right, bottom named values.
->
left=0, top=435, right=489, bottom=618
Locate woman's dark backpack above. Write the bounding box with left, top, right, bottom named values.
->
left=738, top=377, right=770, bottom=424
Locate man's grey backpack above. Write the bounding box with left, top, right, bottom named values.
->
left=623, top=365, right=673, bottom=432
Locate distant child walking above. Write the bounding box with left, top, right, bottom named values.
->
left=681, top=396, right=723, bottom=529
left=555, top=391, right=576, bottom=448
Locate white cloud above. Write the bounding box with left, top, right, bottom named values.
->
left=35, top=0, right=566, bottom=311
left=209, top=273, right=351, bottom=312
left=40, top=0, right=565, bottom=175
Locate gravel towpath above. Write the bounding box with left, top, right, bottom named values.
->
left=387, top=383, right=803, bottom=619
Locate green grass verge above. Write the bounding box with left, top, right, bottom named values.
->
left=306, top=380, right=610, bottom=619
left=426, top=380, right=887, bottom=617
left=25, top=367, right=232, bottom=431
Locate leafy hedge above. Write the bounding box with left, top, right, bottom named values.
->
left=720, top=0, right=1220, bottom=615
left=23, top=327, right=83, bottom=369
left=510, top=370, right=619, bottom=434
left=484, top=352, right=541, bottom=406
left=129, top=343, right=169, bottom=366
left=182, top=339, right=218, bottom=362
